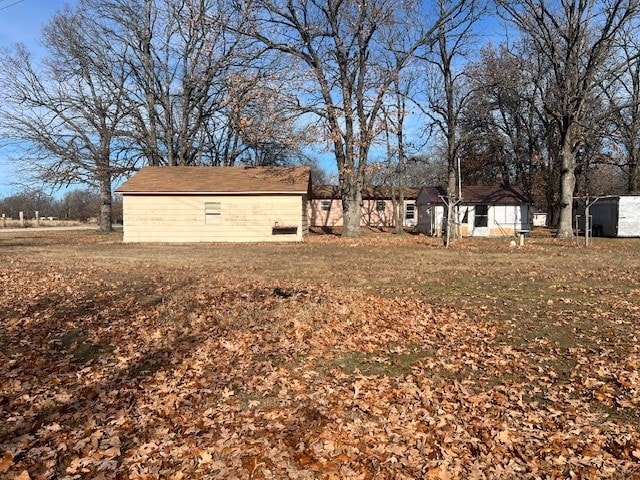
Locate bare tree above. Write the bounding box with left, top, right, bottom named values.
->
left=0, top=189, right=55, bottom=220
left=407, top=152, right=449, bottom=187
left=58, top=189, right=102, bottom=222
left=379, top=70, right=420, bottom=235
left=421, top=0, right=482, bottom=245
left=498, top=0, right=640, bottom=237
left=1, top=0, right=317, bottom=222
left=0, top=5, right=130, bottom=232
left=84, top=0, right=310, bottom=168
left=459, top=43, right=560, bottom=217
left=233, top=0, right=460, bottom=237
left=215, top=70, right=317, bottom=166
left=604, top=25, right=640, bottom=192
left=462, top=46, right=541, bottom=189
left=86, top=0, right=246, bottom=167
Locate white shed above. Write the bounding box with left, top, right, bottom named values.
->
left=584, top=195, right=640, bottom=237
left=416, top=185, right=532, bottom=237
left=532, top=211, right=548, bottom=227
left=116, top=166, right=311, bottom=243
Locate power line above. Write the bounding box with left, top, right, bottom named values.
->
left=0, top=0, right=25, bottom=13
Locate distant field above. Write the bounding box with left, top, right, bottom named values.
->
left=0, top=219, right=88, bottom=229
left=1, top=230, right=639, bottom=479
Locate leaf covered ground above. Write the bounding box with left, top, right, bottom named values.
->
left=0, top=231, right=639, bottom=479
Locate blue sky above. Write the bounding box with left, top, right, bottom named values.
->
left=0, top=2, right=503, bottom=198
left=0, top=0, right=339, bottom=199
left=0, top=0, right=73, bottom=197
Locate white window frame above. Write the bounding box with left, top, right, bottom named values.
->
left=405, top=203, right=415, bottom=220
left=474, top=205, right=489, bottom=228
left=205, top=202, right=221, bottom=224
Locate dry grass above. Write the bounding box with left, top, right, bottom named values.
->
left=1, top=230, right=639, bottom=478
left=3, top=228, right=637, bottom=301
left=3, top=229, right=639, bottom=364
left=0, top=219, right=89, bottom=229
left=2, top=228, right=639, bottom=360
left=3, top=229, right=638, bottom=387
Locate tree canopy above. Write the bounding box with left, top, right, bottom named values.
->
left=1, top=0, right=639, bottom=236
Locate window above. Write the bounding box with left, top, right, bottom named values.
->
left=405, top=203, right=415, bottom=220
left=321, top=200, right=331, bottom=211
left=376, top=200, right=386, bottom=212
left=205, top=202, right=221, bottom=224
left=474, top=205, right=488, bottom=228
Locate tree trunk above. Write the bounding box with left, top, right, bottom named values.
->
left=556, top=144, right=576, bottom=238
left=99, top=174, right=113, bottom=233
left=395, top=106, right=406, bottom=235
left=629, top=148, right=639, bottom=192
left=141, top=0, right=161, bottom=167
left=394, top=188, right=405, bottom=235
left=444, top=166, right=457, bottom=246
left=341, top=180, right=362, bottom=237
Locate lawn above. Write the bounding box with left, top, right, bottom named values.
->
left=1, top=230, right=639, bottom=479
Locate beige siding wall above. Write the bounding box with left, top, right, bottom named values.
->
left=301, top=194, right=309, bottom=235
left=122, top=194, right=305, bottom=243
left=309, top=199, right=416, bottom=227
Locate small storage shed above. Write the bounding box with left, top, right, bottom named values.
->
left=309, top=185, right=420, bottom=228
left=416, top=185, right=532, bottom=237
left=116, top=166, right=311, bottom=243
left=583, top=194, right=640, bottom=237
left=532, top=210, right=548, bottom=227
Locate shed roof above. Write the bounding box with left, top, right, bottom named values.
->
left=116, top=166, right=311, bottom=194
left=419, top=185, right=533, bottom=205
left=312, top=185, right=421, bottom=200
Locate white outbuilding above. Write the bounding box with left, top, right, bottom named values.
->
left=582, top=194, right=640, bottom=237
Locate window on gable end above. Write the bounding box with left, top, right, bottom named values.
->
left=205, top=202, right=221, bottom=224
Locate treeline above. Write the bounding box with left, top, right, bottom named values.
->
left=0, top=190, right=123, bottom=223
left=0, top=0, right=638, bottom=238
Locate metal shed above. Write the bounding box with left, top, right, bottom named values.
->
left=585, top=195, right=640, bottom=237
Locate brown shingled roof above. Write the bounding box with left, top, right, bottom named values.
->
left=420, top=185, right=533, bottom=205
left=312, top=185, right=421, bottom=200
left=116, top=166, right=311, bottom=194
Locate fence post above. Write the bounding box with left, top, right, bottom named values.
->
left=2, top=213, right=5, bottom=228
left=35, top=211, right=40, bottom=228
left=19, top=211, right=25, bottom=228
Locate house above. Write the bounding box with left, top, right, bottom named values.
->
left=116, top=166, right=311, bottom=243
left=309, top=185, right=420, bottom=228
left=578, top=194, right=640, bottom=237
left=416, top=185, right=532, bottom=237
